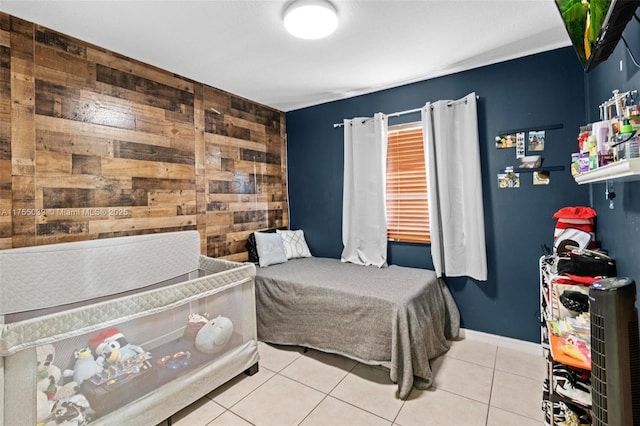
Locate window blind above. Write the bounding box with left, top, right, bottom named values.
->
left=386, top=124, right=431, bottom=243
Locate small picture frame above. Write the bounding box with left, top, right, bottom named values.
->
left=495, top=133, right=517, bottom=149
left=498, top=171, right=520, bottom=188
left=528, top=130, right=545, bottom=151
left=533, top=171, right=550, bottom=185
left=516, top=132, right=525, bottom=158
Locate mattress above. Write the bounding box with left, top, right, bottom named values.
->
left=254, top=257, right=460, bottom=399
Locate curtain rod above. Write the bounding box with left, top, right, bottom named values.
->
left=332, top=95, right=479, bottom=128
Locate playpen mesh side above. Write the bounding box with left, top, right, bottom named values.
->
left=16, top=279, right=256, bottom=425
left=0, top=231, right=201, bottom=315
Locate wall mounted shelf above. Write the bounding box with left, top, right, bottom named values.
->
left=512, top=166, right=565, bottom=173
left=497, top=123, right=563, bottom=135
left=574, top=158, right=640, bottom=184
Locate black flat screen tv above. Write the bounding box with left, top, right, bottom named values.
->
left=555, top=0, right=640, bottom=71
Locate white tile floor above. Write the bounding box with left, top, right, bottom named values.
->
left=158, top=339, right=546, bottom=426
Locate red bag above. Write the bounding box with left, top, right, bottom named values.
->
left=553, top=206, right=596, bottom=250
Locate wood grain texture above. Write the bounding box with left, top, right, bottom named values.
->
left=194, top=84, right=207, bottom=253
left=0, top=16, right=11, bottom=249
left=1, top=12, right=288, bottom=257
left=10, top=17, right=36, bottom=248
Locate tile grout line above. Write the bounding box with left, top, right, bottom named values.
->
left=299, top=360, right=401, bottom=425
left=484, top=346, right=499, bottom=425
left=433, top=353, right=497, bottom=405
left=485, top=369, right=497, bottom=426
left=445, top=353, right=498, bottom=370
left=487, top=348, right=546, bottom=424
left=490, top=347, right=548, bottom=423
left=295, top=390, right=330, bottom=425
left=289, top=351, right=357, bottom=426
left=391, top=397, right=407, bottom=426
left=215, top=342, right=548, bottom=425
left=219, top=345, right=355, bottom=426
left=204, top=408, right=257, bottom=426
left=234, top=344, right=330, bottom=425
left=290, top=359, right=399, bottom=425
left=281, top=352, right=360, bottom=394
left=211, top=366, right=280, bottom=422
left=329, top=362, right=406, bottom=424
left=195, top=339, right=538, bottom=424
left=289, top=351, right=331, bottom=426
left=325, top=394, right=396, bottom=425
left=262, top=343, right=306, bottom=373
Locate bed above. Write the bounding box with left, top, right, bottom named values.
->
left=254, top=256, right=460, bottom=399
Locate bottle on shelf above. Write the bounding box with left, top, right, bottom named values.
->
left=614, top=119, right=638, bottom=161
left=587, top=135, right=598, bottom=171
left=572, top=88, right=640, bottom=181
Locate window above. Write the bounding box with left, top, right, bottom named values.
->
left=386, top=122, right=431, bottom=243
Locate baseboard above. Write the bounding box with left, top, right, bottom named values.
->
left=458, top=328, right=542, bottom=356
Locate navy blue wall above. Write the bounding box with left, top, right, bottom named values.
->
left=286, top=47, right=589, bottom=342
left=586, top=16, right=640, bottom=311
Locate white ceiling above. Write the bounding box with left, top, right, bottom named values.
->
left=0, top=0, right=572, bottom=112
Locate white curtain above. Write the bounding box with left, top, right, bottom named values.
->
left=342, top=113, right=388, bottom=267
left=422, top=93, right=487, bottom=281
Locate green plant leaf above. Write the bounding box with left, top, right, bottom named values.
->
left=559, top=0, right=589, bottom=62
left=588, top=0, right=612, bottom=44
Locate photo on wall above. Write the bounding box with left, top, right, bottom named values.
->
left=533, top=171, right=550, bottom=185
left=495, top=133, right=517, bottom=149
left=498, top=171, right=520, bottom=188
left=528, top=130, right=545, bottom=151
left=516, top=132, right=525, bottom=158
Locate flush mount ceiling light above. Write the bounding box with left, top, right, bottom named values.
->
left=283, top=0, right=338, bottom=40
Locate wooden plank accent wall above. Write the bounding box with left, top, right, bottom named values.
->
left=0, top=14, right=11, bottom=249
left=0, top=12, right=288, bottom=259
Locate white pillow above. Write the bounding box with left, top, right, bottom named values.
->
left=276, top=229, right=312, bottom=259
left=254, top=232, right=288, bottom=267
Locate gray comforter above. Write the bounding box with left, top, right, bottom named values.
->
left=254, top=257, right=460, bottom=399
